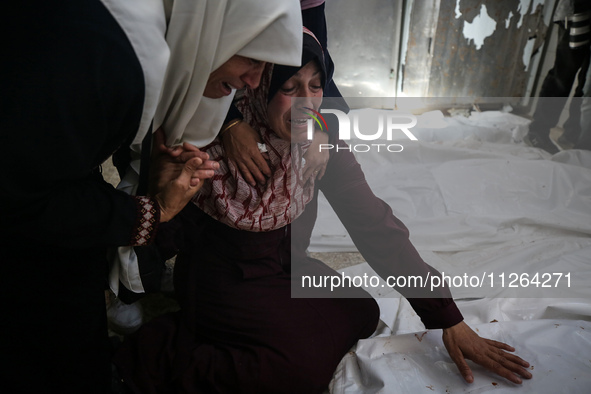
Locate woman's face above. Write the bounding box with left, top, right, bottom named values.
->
left=267, top=60, right=323, bottom=143
left=204, top=55, right=266, bottom=99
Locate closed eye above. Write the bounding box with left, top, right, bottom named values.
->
left=280, top=86, right=297, bottom=94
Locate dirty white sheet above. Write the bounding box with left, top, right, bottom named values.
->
left=311, top=110, right=591, bottom=393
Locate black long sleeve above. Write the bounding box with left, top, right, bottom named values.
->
left=1, top=1, right=154, bottom=249
left=317, top=141, right=463, bottom=329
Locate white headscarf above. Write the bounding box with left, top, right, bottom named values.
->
left=104, top=0, right=303, bottom=295
left=153, top=0, right=304, bottom=148
left=103, top=0, right=303, bottom=194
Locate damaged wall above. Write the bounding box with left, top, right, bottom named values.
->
left=404, top=0, right=551, bottom=98
left=326, top=0, right=557, bottom=103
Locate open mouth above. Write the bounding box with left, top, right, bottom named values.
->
left=289, top=117, right=312, bottom=132
left=290, top=118, right=310, bottom=126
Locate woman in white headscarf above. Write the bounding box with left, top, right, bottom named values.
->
left=110, top=0, right=304, bottom=192
left=1, top=1, right=301, bottom=392
left=108, top=0, right=303, bottom=302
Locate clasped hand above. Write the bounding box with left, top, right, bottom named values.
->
left=149, top=128, right=219, bottom=222
left=221, top=121, right=329, bottom=186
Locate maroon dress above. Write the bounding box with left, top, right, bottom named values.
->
left=113, top=139, right=462, bottom=394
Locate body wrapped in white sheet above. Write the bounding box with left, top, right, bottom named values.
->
left=315, top=110, right=591, bottom=393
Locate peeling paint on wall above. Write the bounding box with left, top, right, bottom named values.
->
left=454, top=0, right=462, bottom=19
left=506, top=11, right=514, bottom=29
left=517, top=0, right=545, bottom=28
left=461, top=4, right=497, bottom=50
left=404, top=0, right=551, bottom=97
left=522, top=38, right=536, bottom=71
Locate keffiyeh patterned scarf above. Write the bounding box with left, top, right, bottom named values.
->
left=192, top=64, right=315, bottom=232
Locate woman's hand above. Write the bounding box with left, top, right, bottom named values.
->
left=221, top=120, right=271, bottom=186
left=442, top=321, right=532, bottom=384
left=303, top=129, right=329, bottom=182
left=150, top=128, right=219, bottom=222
